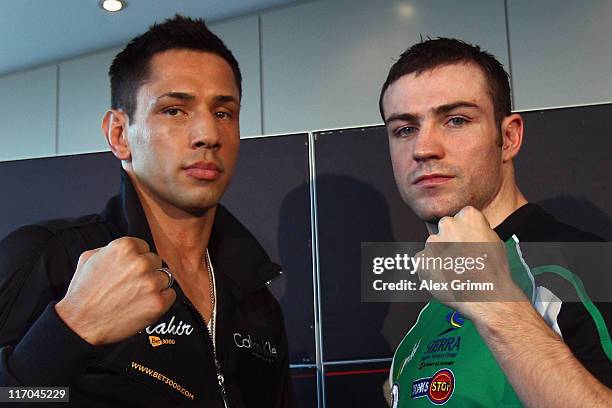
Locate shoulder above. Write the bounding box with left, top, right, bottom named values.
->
left=250, top=285, right=285, bottom=318
left=0, top=225, right=58, bottom=270
left=0, top=214, right=114, bottom=298
left=2, top=213, right=108, bottom=242
left=514, top=204, right=604, bottom=243
left=0, top=215, right=116, bottom=342
left=527, top=216, right=603, bottom=242
left=0, top=214, right=108, bottom=264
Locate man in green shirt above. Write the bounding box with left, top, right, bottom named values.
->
left=378, top=38, right=611, bottom=407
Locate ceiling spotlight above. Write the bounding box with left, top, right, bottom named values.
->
left=100, top=0, right=126, bottom=12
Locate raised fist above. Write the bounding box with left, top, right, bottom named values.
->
left=55, top=237, right=176, bottom=346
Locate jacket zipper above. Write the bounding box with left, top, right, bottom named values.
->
left=184, top=300, right=230, bottom=408
left=180, top=266, right=280, bottom=406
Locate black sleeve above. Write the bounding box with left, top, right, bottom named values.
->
left=557, top=301, right=612, bottom=388
left=0, top=226, right=99, bottom=386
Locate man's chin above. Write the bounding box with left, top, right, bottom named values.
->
left=182, top=202, right=218, bottom=217
left=171, top=192, right=222, bottom=217
left=412, top=204, right=461, bottom=224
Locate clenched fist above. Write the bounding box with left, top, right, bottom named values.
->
left=55, top=237, right=176, bottom=346
left=416, top=206, right=527, bottom=318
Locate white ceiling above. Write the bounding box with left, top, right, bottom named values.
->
left=0, top=0, right=301, bottom=76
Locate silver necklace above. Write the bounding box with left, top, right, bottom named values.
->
left=205, top=249, right=216, bottom=338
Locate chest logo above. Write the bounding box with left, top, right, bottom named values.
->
left=411, top=368, right=455, bottom=405
left=149, top=335, right=176, bottom=348
left=435, top=310, right=466, bottom=337
left=145, top=315, right=194, bottom=336
left=446, top=310, right=465, bottom=328
left=234, top=332, right=278, bottom=362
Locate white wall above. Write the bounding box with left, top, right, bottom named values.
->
left=58, top=48, right=121, bottom=155
left=507, top=0, right=612, bottom=110
left=212, top=15, right=263, bottom=137
left=0, top=66, right=57, bottom=161
left=261, top=0, right=508, bottom=134
left=1, top=0, right=611, bottom=161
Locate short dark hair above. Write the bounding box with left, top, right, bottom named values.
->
left=109, top=14, right=242, bottom=120
left=379, top=38, right=511, bottom=127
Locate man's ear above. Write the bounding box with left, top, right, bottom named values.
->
left=102, top=109, right=131, bottom=161
left=500, top=113, right=524, bottom=162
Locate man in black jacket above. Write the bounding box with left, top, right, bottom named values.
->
left=0, top=15, right=295, bottom=407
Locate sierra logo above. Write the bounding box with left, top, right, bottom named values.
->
left=411, top=368, right=455, bottom=405
left=234, top=332, right=278, bottom=362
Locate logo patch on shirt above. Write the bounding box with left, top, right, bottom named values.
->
left=436, top=311, right=466, bottom=337
left=233, top=332, right=278, bottom=362
left=419, top=336, right=461, bottom=370
left=149, top=335, right=176, bottom=348
left=446, top=311, right=465, bottom=328
left=130, top=361, right=195, bottom=400
left=411, top=368, right=455, bottom=405
left=145, top=315, right=194, bottom=336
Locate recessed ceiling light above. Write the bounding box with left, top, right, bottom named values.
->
left=100, top=0, right=126, bottom=12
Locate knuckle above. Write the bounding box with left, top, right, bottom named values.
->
left=438, top=216, right=452, bottom=227
left=78, top=249, right=96, bottom=263
left=164, top=289, right=177, bottom=305
left=133, top=237, right=150, bottom=252
left=111, top=237, right=147, bottom=253
left=108, top=237, right=130, bottom=252
left=132, top=256, right=148, bottom=272
left=108, top=237, right=126, bottom=247
left=137, top=276, right=158, bottom=296
left=122, top=238, right=139, bottom=252
left=149, top=253, right=162, bottom=268
left=147, top=278, right=160, bottom=294
left=151, top=294, right=168, bottom=313
left=462, top=206, right=480, bottom=218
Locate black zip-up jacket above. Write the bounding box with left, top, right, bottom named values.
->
left=0, top=171, right=296, bottom=407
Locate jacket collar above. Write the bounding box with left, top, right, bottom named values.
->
left=102, top=169, right=282, bottom=295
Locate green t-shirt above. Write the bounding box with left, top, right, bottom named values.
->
left=389, top=237, right=598, bottom=407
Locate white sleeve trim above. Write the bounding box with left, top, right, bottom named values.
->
left=390, top=302, right=430, bottom=385
left=511, top=235, right=536, bottom=303
left=534, top=285, right=564, bottom=338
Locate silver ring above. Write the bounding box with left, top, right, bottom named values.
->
left=156, top=267, right=174, bottom=289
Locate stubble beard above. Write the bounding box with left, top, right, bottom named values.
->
left=403, top=179, right=494, bottom=225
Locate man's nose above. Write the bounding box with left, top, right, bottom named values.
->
left=412, top=124, right=444, bottom=162
left=190, top=113, right=220, bottom=151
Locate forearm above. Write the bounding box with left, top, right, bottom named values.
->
left=474, top=301, right=611, bottom=408
left=2, top=303, right=98, bottom=386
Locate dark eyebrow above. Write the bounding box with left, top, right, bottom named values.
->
left=384, top=112, right=420, bottom=125
left=214, top=95, right=239, bottom=105
left=156, top=92, right=195, bottom=101
left=155, top=93, right=239, bottom=106
left=434, top=101, right=480, bottom=115
left=385, top=102, right=481, bottom=125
